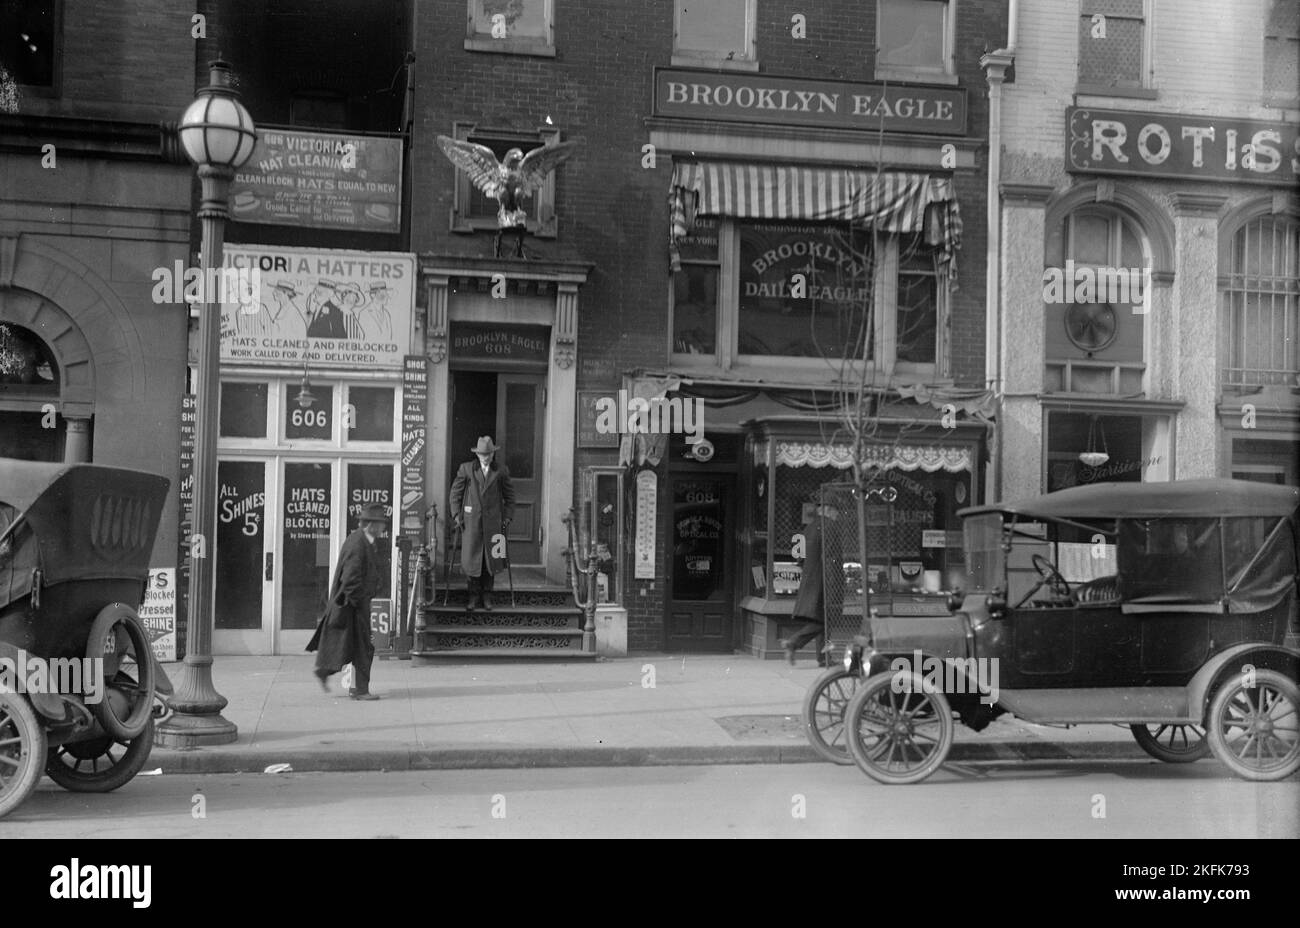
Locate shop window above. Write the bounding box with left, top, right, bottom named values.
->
left=1265, top=0, right=1300, bottom=106
left=346, top=386, right=395, bottom=442
left=876, top=0, right=955, bottom=82
left=1220, top=214, right=1299, bottom=389
left=220, top=382, right=269, bottom=439
left=0, top=0, right=58, bottom=91
left=673, top=0, right=756, bottom=69
left=447, top=122, right=561, bottom=237
left=671, top=220, right=943, bottom=375
left=1077, top=0, right=1152, bottom=95
left=1044, top=207, right=1149, bottom=394
left=1230, top=437, right=1298, bottom=486
left=1044, top=409, right=1171, bottom=494
left=466, top=0, right=555, bottom=56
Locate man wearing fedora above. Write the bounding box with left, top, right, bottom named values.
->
left=307, top=502, right=389, bottom=700
left=449, top=436, right=516, bottom=611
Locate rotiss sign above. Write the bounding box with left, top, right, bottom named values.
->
left=1067, top=107, right=1299, bottom=186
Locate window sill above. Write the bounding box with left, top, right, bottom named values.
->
left=464, top=37, right=557, bottom=58
left=873, top=67, right=959, bottom=86
left=1263, top=93, right=1300, bottom=112
left=1075, top=83, right=1159, bottom=101
left=671, top=54, right=760, bottom=72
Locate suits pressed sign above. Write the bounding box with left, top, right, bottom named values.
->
left=1067, top=107, right=1300, bottom=186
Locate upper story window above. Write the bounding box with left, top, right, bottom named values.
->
left=671, top=219, right=945, bottom=376
left=0, top=0, right=58, bottom=94
left=466, top=0, right=555, bottom=57
left=1044, top=207, right=1151, bottom=394
left=290, top=92, right=348, bottom=131
left=1077, top=0, right=1154, bottom=97
left=876, top=0, right=955, bottom=83
left=1265, top=0, right=1300, bottom=107
left=1220, top=213, right=1300, bottom=389
left=673, top=0, right=757, bottom=70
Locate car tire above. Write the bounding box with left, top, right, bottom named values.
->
left=45, top=718, right=155, bottom=794
left=86, top=604, right=155, bottom=741
left=1130, top=723, right=1211, bottom=763
left=0, top=693, right=47, bottom=819
left=802, top=667, right=861, bottom=765
left=845, top=670, right=953, bottom=785
left=1206, top=668, right=1300, bottom=782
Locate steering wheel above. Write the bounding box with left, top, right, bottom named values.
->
left=1015, top=554, right=1072, bottom=608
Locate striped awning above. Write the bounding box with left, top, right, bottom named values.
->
left=669, top=161, right=961, bottom=285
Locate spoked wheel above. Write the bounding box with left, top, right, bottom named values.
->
left=87, top=604, right=155, bottom=741
left=802, top=667, right=861, bottom=765
left=1130, top=723, right=1211, bottom=763
left=1206, top=669, right=1300, bottom=781
left=0, top=693, right=47, bottom=819
left=846, top=671, right=953, bottom=785
left=45, top=718, right=155, bottom=793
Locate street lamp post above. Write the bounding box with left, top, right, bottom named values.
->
left=156, top=60, right=257, bottom=748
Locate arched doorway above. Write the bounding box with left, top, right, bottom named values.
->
left=0, top=321, right=88, bottom=461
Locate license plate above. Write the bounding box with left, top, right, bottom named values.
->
left=103, top=630, right=117, bottom=655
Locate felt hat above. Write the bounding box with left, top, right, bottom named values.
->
left=471, top=436, right=499, bottom=454
left=358, top=503, right=390, bottom=524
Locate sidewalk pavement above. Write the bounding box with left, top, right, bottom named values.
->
left=146, top=653, right=1147, bottom=774
left=147, top=649, right=1149, bottom=774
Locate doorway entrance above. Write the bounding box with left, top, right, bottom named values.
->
left=665, top=474, right=735, bottom=651
left=448, top=369, right=545, bottom=564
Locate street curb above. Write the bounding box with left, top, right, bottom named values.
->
left=144, top=741, right=1148, bottom=775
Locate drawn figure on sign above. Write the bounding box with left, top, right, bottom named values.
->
left=268, top=282, right=309, bottom=340
left=361, top=282, right=394, bottom=341
left=335, top=283, right=367, bottom=340
left=306, top=280, right=350, bottom=339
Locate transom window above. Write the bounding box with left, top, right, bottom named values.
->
left=1044, top=207, right=1150, bottom=394
left=876, top=0, right=955, bottom=81
left=1220, top=214, right=1300, bottom=389
left=671, top=218, right=944, bottom=375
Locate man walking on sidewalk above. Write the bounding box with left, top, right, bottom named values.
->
left=307, top=502, right=388, bottom=700
left=782, top=504, right=837, bottom=666
left=449, top=436, right=515, bottom=611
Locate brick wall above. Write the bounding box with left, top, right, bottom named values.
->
left=414, top=0, right=1005, bottom=650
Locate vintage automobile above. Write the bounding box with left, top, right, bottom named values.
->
left=814, top=478, right=1299, bottom=784
left=0, top=460, right=173, bottom=818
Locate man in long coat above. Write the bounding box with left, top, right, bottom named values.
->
left=449, top=436, right=516, bottom=611
left=307, top=502, right=388, bottom=699
left=781, top=504, right=837, bottom=667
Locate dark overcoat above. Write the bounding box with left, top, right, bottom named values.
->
left=306, top=528, right=384, bottom=672
left=792, top=517, right=825, bottom=621
left=449, top=459, right=516, bottom=576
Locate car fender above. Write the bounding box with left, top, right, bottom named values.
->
left=0, top=640, right=72, bottom=722
left=1186, top=643, right=1300, bottom=721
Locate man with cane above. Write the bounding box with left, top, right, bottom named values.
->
left=449, top=436, right=516, bottom=611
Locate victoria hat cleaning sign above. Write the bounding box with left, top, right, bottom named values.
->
left=230, top=127, right=403, bottom=232
left=219, top=246, right=414, bottom=370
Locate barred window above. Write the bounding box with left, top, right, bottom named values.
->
left=1220, top=215, right=1300, bottom=389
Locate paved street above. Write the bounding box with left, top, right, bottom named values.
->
left=4, top=761, right=1295, bottom=839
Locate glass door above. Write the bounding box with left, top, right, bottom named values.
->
left=214, top=458, right=275, bottom=654
left=497, top=373, right=544, bottom=564
left=276, top=459, right=336, bottom=653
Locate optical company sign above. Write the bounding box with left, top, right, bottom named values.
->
left=219, top=247, right=414, bottom=369
left=1067, top=107, right=1300, bottom=186
left=231, top=127, right=402, bottom=232
left=654, top=68, right=967, bottom=135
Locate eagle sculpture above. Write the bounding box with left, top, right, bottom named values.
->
left=436, top=135, right=579, bottom=257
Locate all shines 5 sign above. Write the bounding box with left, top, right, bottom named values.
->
left=219, top=246, right=414, bottom=370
